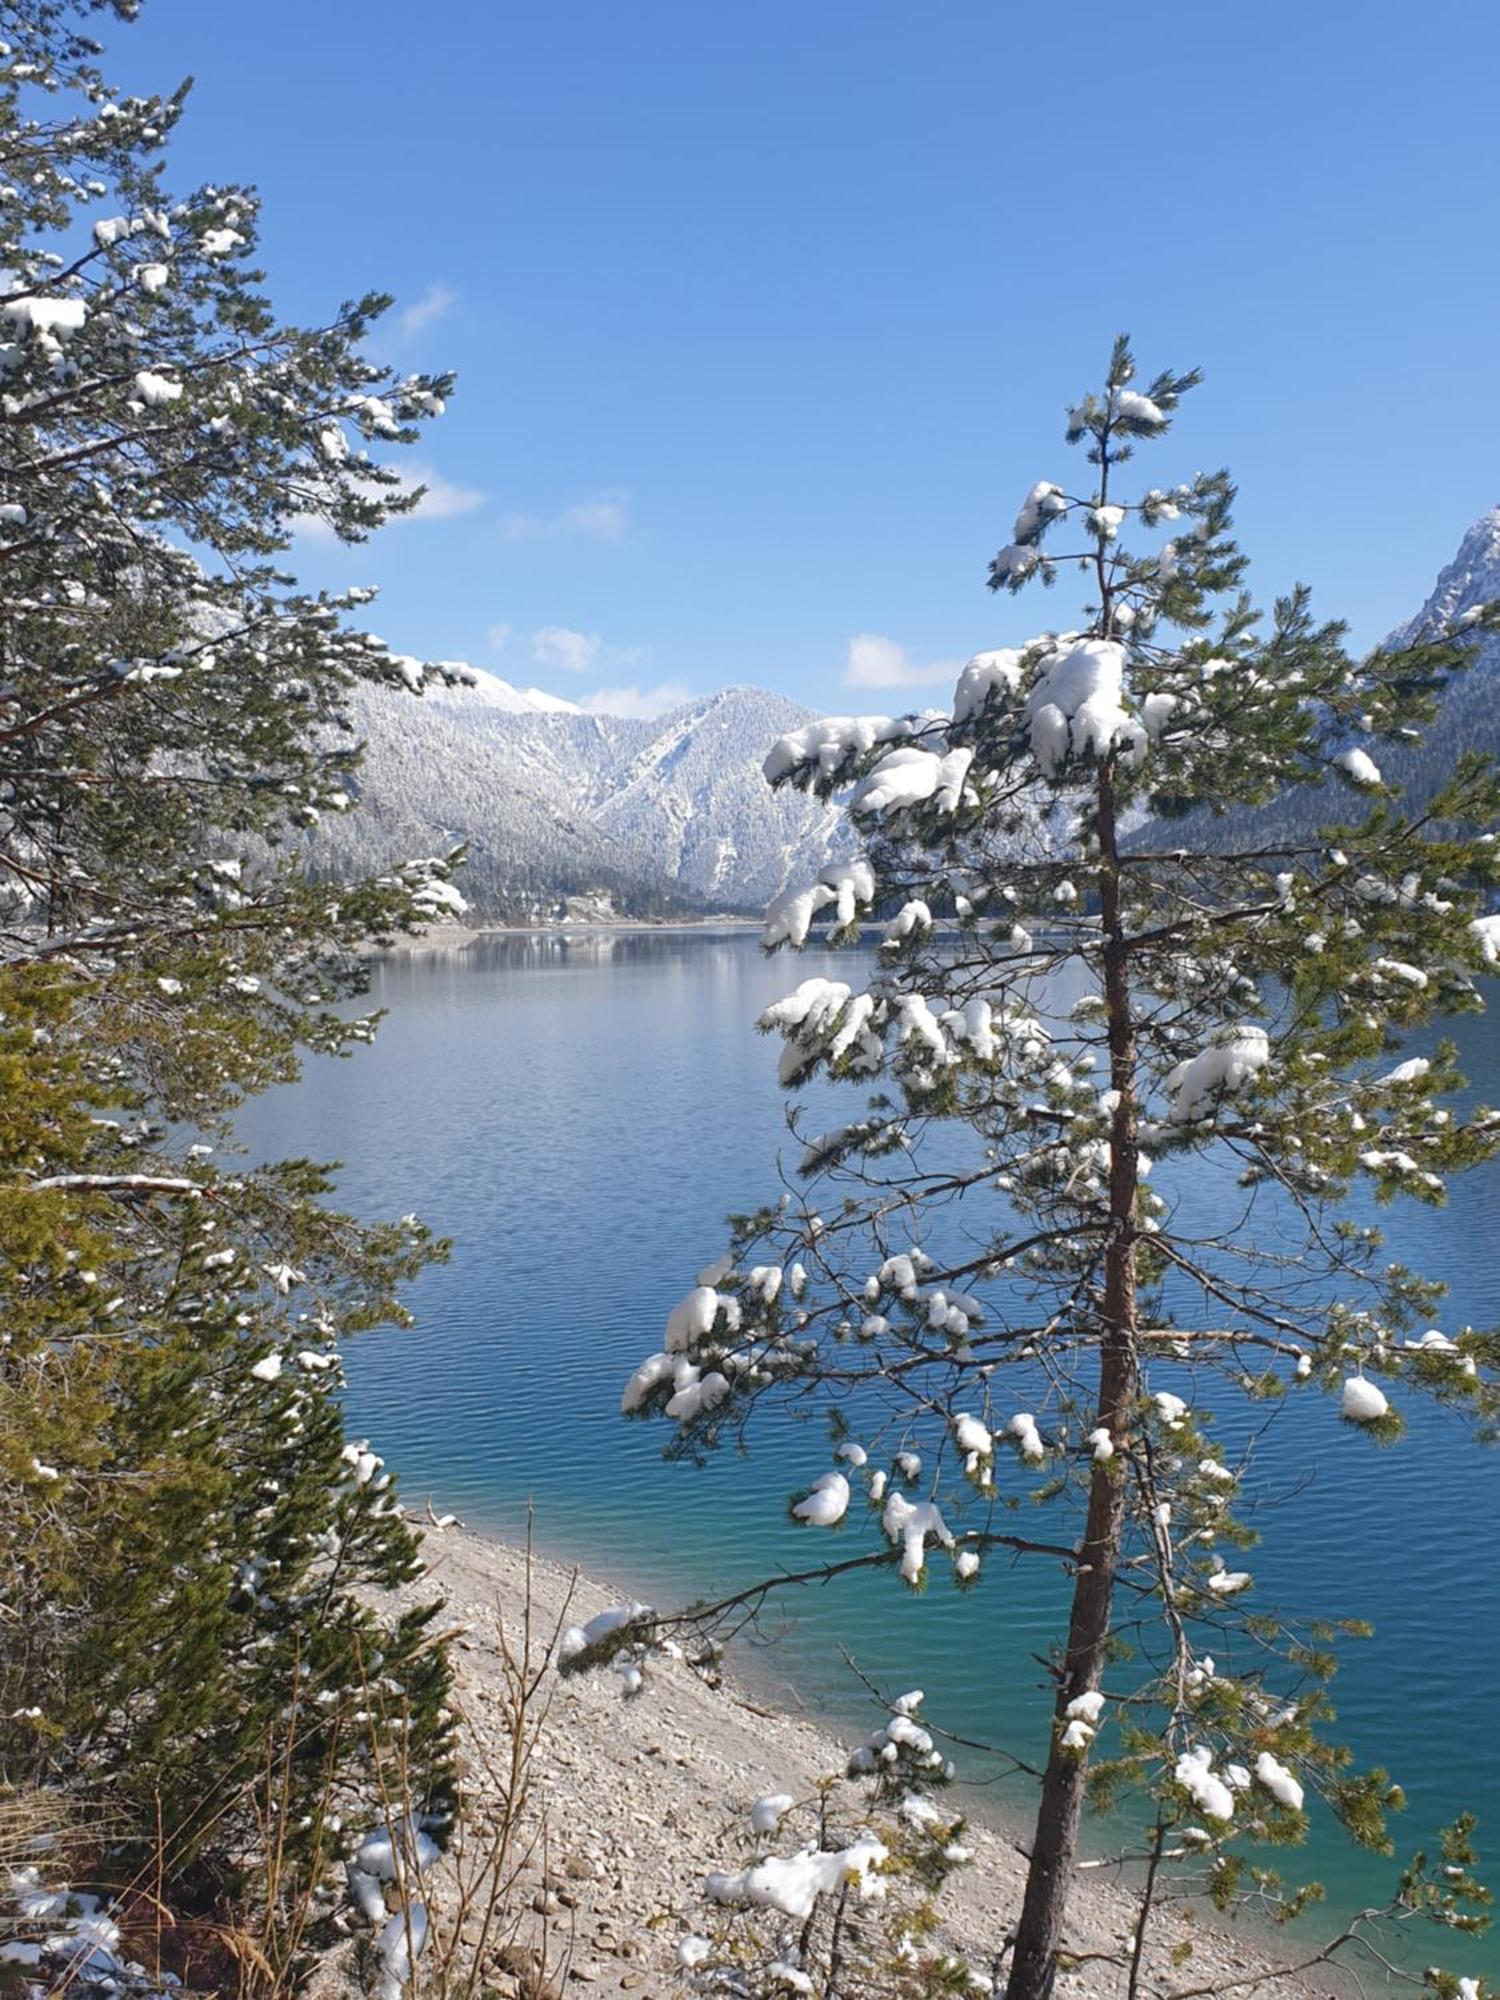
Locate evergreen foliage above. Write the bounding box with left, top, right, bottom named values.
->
left=621, top=342, right=1500, bottom=1997
left=0, top=0, right=461, bottom=1960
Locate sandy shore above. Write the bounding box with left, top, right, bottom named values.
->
left=378, top=1521, right=1364, bottom=2000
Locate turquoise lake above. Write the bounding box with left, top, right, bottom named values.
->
left=235, top=931, right=1499, bottom=1975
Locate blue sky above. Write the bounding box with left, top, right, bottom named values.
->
left=112, top=1, right=1498, bottom=717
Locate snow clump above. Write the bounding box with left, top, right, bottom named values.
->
left=1174, top=1745, right=1235, bottom=1822
left=1342, top=1376, right=1390, bottom=1423
left=1023, top=639, right=1144, bottom=777
left=1163, top=1025, right=1270, bottom=1123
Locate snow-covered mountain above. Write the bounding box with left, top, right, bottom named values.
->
left=424, top=667, right=584, bottom=716
left=1337, top=506, right=1500, bottom=808
left=1143, top=506, right=1500, bottom=853
left=318, top=512, right=1500, bottom=920
left=312, top=680, right=847, bottom=921
left=1364, top=505, right=1500, bottom=802
left=1386, top=507, right=1500, bottom=648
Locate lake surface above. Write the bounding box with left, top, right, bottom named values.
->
left=235, top=930, right=1500, bottom=1974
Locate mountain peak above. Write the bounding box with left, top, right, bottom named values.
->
left=331, top=675, right=842, bottom=920
left=425, top=665, right=584, bottom=716
left=1388, top=506, right=1500, bottom=646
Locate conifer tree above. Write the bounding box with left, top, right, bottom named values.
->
left=620, top=342, right=1499, bottom=1997
left=0, top=0, right=465, bottom=1959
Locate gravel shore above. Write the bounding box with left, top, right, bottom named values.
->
left=378, top=1522, right=1358, bottom=2000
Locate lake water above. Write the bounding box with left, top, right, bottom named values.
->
left=235, top=930, right=1499, bottom=1975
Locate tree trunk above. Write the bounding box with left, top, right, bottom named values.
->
left=1006, top=766, right=1139, bottom=2000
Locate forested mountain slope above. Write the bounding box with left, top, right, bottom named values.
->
left=309, top=679, right=847, bottom=920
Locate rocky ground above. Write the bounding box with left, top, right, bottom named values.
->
left=324, top=1524, right=1372, bottom=2000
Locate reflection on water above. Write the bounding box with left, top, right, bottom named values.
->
left=234, top=930, right=1500, bottom=1971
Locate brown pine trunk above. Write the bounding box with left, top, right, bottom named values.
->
left=1006, top=766, right=1138, bottom=2000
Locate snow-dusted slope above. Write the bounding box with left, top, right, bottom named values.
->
left=1140, top=507, right=1500, bottom=854
left=1369, top=506, right=1500, bottom=804
left=1348, top=505, right=1500, bottom=806
left=589, top=688, right=847, bottom=902
left=423, top=666, right=584, bottom=716
left=314, top=683, right=846, bottom=920
left=1385, top=506, right=1500, bottom=647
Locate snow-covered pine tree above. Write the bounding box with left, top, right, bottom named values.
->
left=0, top=0, right=463, bottom=1962
left=619, top=342, right=1500, bottom=1997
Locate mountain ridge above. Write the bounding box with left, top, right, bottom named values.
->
left=311, top=680, right=847, bottom=921
left=1125, top=506, right=1500, bottom=854
left=1384, top=506, right=1500, bottom=648
left=424, top=668, right=586, bottom=717
left=315, top=511, right=1500, bottom=917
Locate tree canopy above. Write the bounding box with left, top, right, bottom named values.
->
left=618, top=339, right=1499, bottom=1999
left=0, top=0, right=464, bottom=1975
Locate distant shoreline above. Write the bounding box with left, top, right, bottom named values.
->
left=378, top=916, right=764, bottom=954
left=377, top=916, right=1089, bottom=955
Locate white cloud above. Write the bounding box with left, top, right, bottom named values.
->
left=397, top=283, right=457, bottom=342
left=842, top=631, right=962, bottom=689
left=291, top=513, right=342, bottom=546
left=500, top=488, right=630, bottom=544
left=577, top=681, right=691, bottom=720
left=401, top=461, right=485, bottom=522
left=530, top=625, right=644, bottom=675
left=486, top=622, right=513, bottom=653
left=531, top=625, right=600, bottom=674
left=292, top=460, right=484, bottom=543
